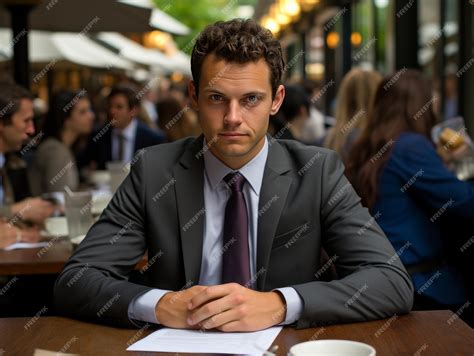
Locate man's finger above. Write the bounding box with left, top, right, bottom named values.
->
left=198, top=306, right=243, bottom=330
left=188, top=293, right=239, bottom=326
left=216, top=320, right=245, bottom=332
left=188, top=283, right=240, bottom=310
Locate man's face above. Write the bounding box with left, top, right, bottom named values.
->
left=189, top=54, right=284, bottom=169
left=108, top=94, right=137, bottom=130
left=0, top=98, right=35, bottom=152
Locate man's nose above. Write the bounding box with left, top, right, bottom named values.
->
left=26, top=121, right=35, bottom=135
left=224, top=100, right=243, bottom=126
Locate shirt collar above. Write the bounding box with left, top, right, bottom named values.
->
left=113, top=118, right=137, bottom=140
left=203, top=136, right=268, bottom=195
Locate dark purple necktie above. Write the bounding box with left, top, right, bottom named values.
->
left=222, top=172, right=251, bottom=286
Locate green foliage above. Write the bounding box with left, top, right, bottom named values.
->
left=153, top=0, right=246, bottom=52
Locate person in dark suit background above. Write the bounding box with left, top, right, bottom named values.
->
left=83, top=85, right=165, bottom=170
left=0, top=81, right=55, bottom=231
left=269, top=84, right=311, bottom=142
left=54, top=19, right=413, bottom=331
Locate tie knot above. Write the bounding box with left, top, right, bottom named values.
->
left=224, top=172, right=246, bottom=193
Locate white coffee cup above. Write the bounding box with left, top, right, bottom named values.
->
left=288, top=339, right=376, bottom=356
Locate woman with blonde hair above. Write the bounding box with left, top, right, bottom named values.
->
left=324, top=68, right=381, bottom=158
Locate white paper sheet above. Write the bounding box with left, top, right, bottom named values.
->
left=126, top=326, right=282, bottom=354
left=2, top=242, right=50, bottom=251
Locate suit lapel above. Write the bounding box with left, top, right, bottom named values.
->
left=256, top=139, right=292, bottom=290
left=172, top=136, right=206, bottom=286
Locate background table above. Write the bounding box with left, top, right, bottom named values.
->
left=0, top=240, right=74, bottom=275
left=0, top=240, right=147, bottom=276
left=0, top=311, right=472, bottom=355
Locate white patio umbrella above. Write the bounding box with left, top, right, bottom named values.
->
left=118, top=0, right=191, bottom=35
left=0, top=0, right=189, bottom=86
left=0, top=29, right=134, bottom=70
left=95, top=32, right=191, bottom=74
left=95, top=32, right=172, bottom=73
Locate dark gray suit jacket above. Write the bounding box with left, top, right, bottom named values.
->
left=54, top=136, right=414, bottom=328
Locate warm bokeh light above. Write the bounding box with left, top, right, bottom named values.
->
left=170, top=72, right=184, bottom=83
left=281, top=0, right=301, bottom=17
left=276, top=12, right=291, bottom=25
left=144, top=31, right=172, bottom=51
left=305, top=62, right=324, bottom=77
left=326, top=31, right=340, bottom=49
left=261, top=16, right=281, bottom=34
left=351, top=32, right=362, bottom=46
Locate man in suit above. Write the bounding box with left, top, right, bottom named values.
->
left=0, top=81, right=55, bottom=231
left=85, top=85, right=165, bottom=170
left=54, top=19, right=413, bottom=331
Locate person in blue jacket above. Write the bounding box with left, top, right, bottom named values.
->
left=346, top=69, right=474, bottom=326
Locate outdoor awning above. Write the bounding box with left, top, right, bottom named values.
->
left=96, top=32, right=191, bottom=75
left=51, top=33, right=135, bottom=70
left=0, top=29, right=134, bottom=70
left=118, top=0, right=191, bottom=35
left=95, top=32, right=172, bottom=72
left=0, top=0, right=155, bottom=33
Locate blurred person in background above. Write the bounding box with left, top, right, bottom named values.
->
left=156, top=96, right=200, bottom=142
left=83, top=84, right=165, bottom=170
left=346, top=69, right=474, bottom=325
left=269, top=84, right=310, bottom=141
left=0, top=81, right=54, bottom=245
left=444, top=72, right=459, bottom=120
left=139, top=80, right=160, bottom=129
left=324, top=68, right=381, bottom=160
left=299, top=79, right=326, bottom=143
left=28, top=90, right=95, bottom=195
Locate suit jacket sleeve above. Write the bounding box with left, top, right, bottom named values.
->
left=291, top=150, right=414, bottom=328
left=54, top=151, right=152, bottom=328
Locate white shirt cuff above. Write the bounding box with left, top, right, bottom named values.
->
left=128, top=289, right=171, bottom=324
left=274, top=287, right=303, bottom=325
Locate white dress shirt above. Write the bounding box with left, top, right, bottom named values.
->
left=128, top=136, right=303, bottom=325
left=111, top=118, right=137, bottom=163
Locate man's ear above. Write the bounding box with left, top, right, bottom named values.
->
left=270, top=84, right=285, bottom=115
left=188, top=80, right=199, bottom=111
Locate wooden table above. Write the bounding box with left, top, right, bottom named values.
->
left=0, top=241, right=147, bottom=276
left=0, top=240, right=74, bottom=275
left=0, top=311, right=472, bottom=355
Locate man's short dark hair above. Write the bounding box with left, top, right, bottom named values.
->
left=191, top=18, right=285, bottom=98
left=108, top=84, right=140, bottom=109
left=0, top=81, right=33, bottom=125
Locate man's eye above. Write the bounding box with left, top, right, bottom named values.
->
left=210, top=94, right=223, bottom=102
left=246, top=95, right=259, bottom=105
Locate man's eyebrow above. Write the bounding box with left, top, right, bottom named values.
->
left=241, top=91, right=267, bottom=97
left=203, top=88, right=267, bottom=97
left=203, top=87, right=226, bottom=94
